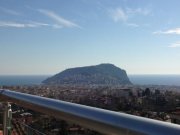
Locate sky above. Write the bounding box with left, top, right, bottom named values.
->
left=0, top=0, right=180, bottom=75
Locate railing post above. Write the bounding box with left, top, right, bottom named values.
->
left=3, top=102, right=12, bottom=135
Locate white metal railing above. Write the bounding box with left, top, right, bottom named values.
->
left=0, top=89, right=180, bottom=135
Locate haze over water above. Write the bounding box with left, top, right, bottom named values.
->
left=0, top=75, right=180, bottom=86
left=129, top=75, right=180, bottom=86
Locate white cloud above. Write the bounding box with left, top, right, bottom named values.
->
left=153, top=28, right=180, bottom=35
left=109, top=7, right=151, bottom=27
left=28, top=21, right=49, bottom=27
left=52, top=24, right=63, bottom=29
left=38, top=9, right=81, bottom=28
left=168, top=42, right=180, bottom=48
left=0, top=21, right=49, bottom=28
left=0, top=8, right=80, bottom=29
left=109, top=8, right=128, bottom=22
left=0, top=7, right=21, bottom=16
left=0, top=21, right=32, bottom=28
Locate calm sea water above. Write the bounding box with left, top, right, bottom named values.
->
left=0, top=75, right=50, bottom=86
left=0, top=75, right=180, bottom=86
left=129, top=75, right=180, bottom=86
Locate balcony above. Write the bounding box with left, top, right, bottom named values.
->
left=0, top=89, right=180, bottom=135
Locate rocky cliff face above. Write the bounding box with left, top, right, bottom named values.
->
left=42, top=64, right=132, bottom=85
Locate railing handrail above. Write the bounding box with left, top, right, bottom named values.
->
left=0, top=89, right=180, bottom=135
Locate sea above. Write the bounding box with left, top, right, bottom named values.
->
left=129, top=75, right=180, bottom=86
left=0, top=75, right=180, bottom=86
left=0, top=75, right=49, bottom=86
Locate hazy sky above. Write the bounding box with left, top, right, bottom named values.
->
left=0, top=0, right=180, bottom=75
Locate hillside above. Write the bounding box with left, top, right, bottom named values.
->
left=42, top=64, right=132, bottom=85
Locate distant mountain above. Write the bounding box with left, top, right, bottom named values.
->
left=42, top=64, right=132, bottom=85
